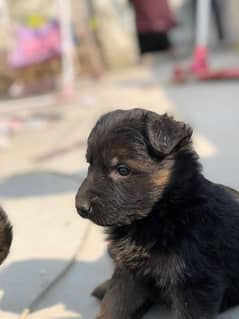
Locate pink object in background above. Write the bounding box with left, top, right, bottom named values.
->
left=8, top=21, right=61, bottom=68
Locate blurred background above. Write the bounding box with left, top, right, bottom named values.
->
left=0, top=0, right=239, bottom=318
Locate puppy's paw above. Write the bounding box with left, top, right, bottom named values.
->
left=91, top=279, right=111, bottom=301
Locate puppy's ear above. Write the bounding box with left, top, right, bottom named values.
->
left=145, top=112, right=193, bottom=156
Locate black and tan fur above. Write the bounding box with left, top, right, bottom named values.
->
left=75, top=108, right=239, bottom=319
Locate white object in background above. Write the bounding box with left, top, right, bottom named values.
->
left=0, top=0, right=10, bottom=26
left=195, top=0, right=211, bottom=47
left=58, top=0, right=75, bottom=99
left=0, top=0, right=11, bottom=50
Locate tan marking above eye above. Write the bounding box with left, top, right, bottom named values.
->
left=112, top=148, right=129, bottom=157
left=123, top=159, right=151, bottom=172
left=111, top=157, right=119, bottom=167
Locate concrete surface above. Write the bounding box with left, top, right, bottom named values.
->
left=165, top=82, right=239, bottom=189
left=0, top=57, right=239, bottom=319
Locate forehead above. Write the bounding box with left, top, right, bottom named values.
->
left=89, top=131, right=146, bottom=159
left=87, top=122, right=147, bottom=162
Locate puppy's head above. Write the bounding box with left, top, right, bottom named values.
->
left=75, top=109, right=193, bottom=226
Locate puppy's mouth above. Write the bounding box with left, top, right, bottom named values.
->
left=88, top=211, right=149, bottom=227
left=88, top=213, right=115, bottom=227
left=76, top=206, right=114, bottom=226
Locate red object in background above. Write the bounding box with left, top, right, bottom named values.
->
left=173, top=46, right=239, bottom=83
left=172, top=0, right=239, bottom=83
left=190, top=46, right=209, bottom=75
left=191, top=47, right=239, bottom=80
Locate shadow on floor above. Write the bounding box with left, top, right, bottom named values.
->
left=0, top=256, right=112, bottom=318
left=0, top=170, right=86, bottom=199
left=0, top=257, right=239, bottom=319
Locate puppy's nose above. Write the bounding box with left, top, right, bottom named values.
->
left=76, top=200, right=93, bottom=218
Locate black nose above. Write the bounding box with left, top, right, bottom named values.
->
left=76, top=200, right=93, bottom=218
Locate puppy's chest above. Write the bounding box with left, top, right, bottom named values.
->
left=110, top=239, right=185, bottom=287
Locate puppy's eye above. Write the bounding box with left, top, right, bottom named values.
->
left=117, top=165, right=130, bottom=176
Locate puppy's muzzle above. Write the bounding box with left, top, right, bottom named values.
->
left=75, top=178, right=93, bottom=218
left=76, top=199, right=93, bottom=218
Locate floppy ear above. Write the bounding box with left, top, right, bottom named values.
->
left=145, top=112, right=193, bottom=156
